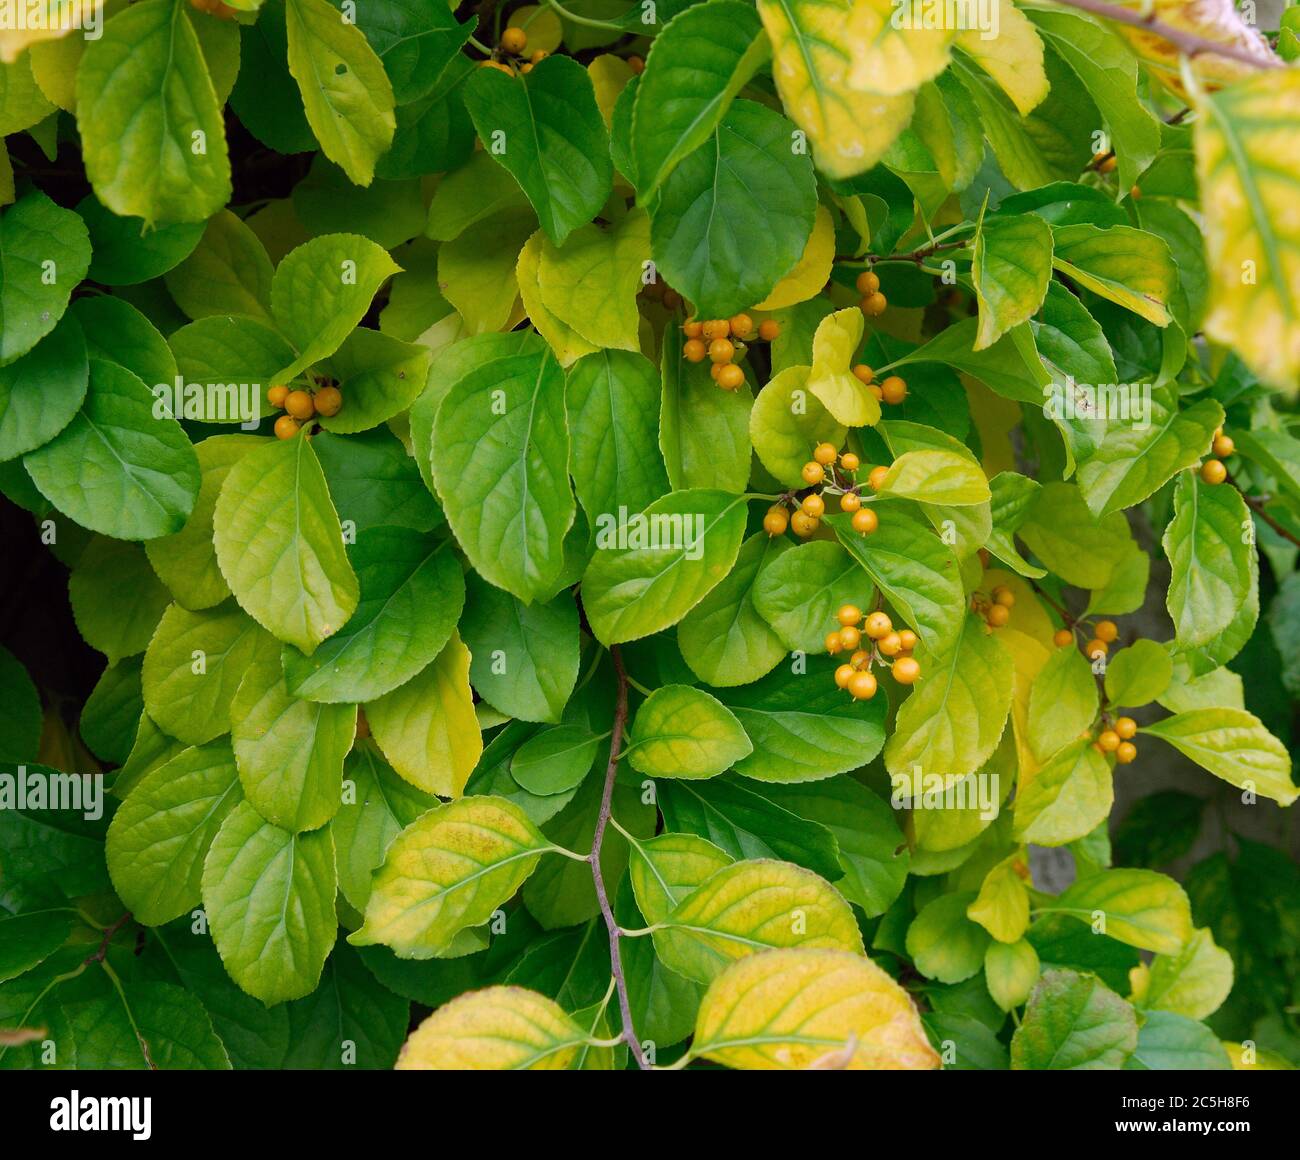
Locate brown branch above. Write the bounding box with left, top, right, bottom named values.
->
left=589, top=646, right=649, bottom=1070
left=85, top=912, right=133, bottom=965
left=1047, top=0, right=1283, bottom=70
left=1229, top=474, right=1300, bottom=548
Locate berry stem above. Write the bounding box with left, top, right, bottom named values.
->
left=588, top=644, right=649, bottom=1070
left=1228, top=472, right=1300, bottom=548
left=542, top=0, right=628, bottom=30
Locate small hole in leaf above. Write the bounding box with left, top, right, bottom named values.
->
left=335, top=63, right=347, bottom=76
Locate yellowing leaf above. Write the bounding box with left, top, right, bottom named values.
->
left=1142, top=707, right=1297, bottom=806
left=587, top=54, right=633, bottom=128
left=364, top=633, right=482, bottom=797
left=759, top=0, right=914, bottom=179
left=1196, top=69, right=1300, bottom=391
left=692, top=948, right=940, bottom=1070
left=845, top=0, right=953, bottom=95
left=397, top=986, right=587, bottom=1069
left=518, top=230, right=598, bottom=366
left=953, top=4, right=1048, bottom=115
left=808, top=307, right=877, bottom=426
left=0, top=0, right=100, bottom=63
left=968, top=853, right=1030, bottom=943
left=352, top=795, right=555, bottom=957
left=1130, top=928, right=1233, bottom=1022
left=755, top=204, right=835, bottom=311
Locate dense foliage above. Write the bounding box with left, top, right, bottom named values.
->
left=0, top=0, right=1298, bottom=1071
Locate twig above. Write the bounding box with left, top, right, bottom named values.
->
left=85, top=912, right=132, bottom=964
left=1229, top=474, right=1300, bottom=548
left=1047, top=0, right=1282, bottom=70
left=589, top=645, right=649, bottom=1070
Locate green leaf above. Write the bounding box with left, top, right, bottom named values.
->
left=986, top=471, right=1045, bottom=579
left=717, top=658, right=887, bottom=784
left=313, top=427, right=441, bottom=535
left=828, top=507, right=965, bottom=652
left=749, top=364, right=846, bottom=489
left=972, top=212, right=1052, bottom=350
left=79, top=195, right=204, bottom=287
left=1053, top=869, right=1193, bottom=955
left=142, top=602, right=277, bottom=746
left=283, top=530, right=463, bottom=704
left=75, top=0, right=232, bottom=224
left=145, top=435, right=265, bottom=612
left=332, top=741, right=436, bottom=912
left=23, top=359, right=200, bottom=541
left=462, top=54, right=612, bottom=246
left=351, top=795, right=555, bottom=958
left=968, top=854, right=1030, bottom=943
left=510, top=726, right=602, bottom=796
left=905, top=892, right=991, bottom=983
left=808, top=307, right=877, bottom=427
left=627, top=831, right=735, bottom=924
left=628, top=684, right=752, bottom=779
left=106, top=741, right=243, bottom=926
left=201, top=801, right=337, bottom=1004
left=1132, top=928, right=1233, bottom=1022
left=1010, top=969, right=1137, bottom=1069
left=426, top=150, right=531, bottom=242
left=212, top=432, right=359, bottom=655
left=69, top=294, right=177, bottom=393
left=632, top=0, right=771, bottom=198
left=1018, top=481, right=1133, bottom=590
left=659, top=324, right=753, bottom=493
left=437, top=209, right=535, bottom=335
left=566, top=349, right=671, bottom=530
left=1125, top=1011, right=1232, bottom=1071
left=229, top=0, right=317, bottom=155
left=751, top=540, right=865, bottom=654
left=1163, top=470, right=1254, bottom=651
left=984, top=938, right=1040, bottom=1011
left=0, top=646, right=41, bottom=764
left=163, top=209, right=275, bottom=322
left=1027, top=644, right=1098, bottom=763
left=353, top=0, right=475, bottom=105
left=0, top=910, right=73, bottom=984
left=582, top=488, right=749, bottom=644
left=1014, top=738, right=1113, bottom=847
left=0, top=191, right=92, bottom=365
left=231, top=652, right=355, bottom=832
left=431, top=349, right=574, bottom=603
left=1076, top=390, right=1223, bottom=518
left=677, top=532, right=788, bottom=687
left=650, top=99, right=817, bottom=318
left=69, top=537, right=171, bottom=664
left=1142, top=708, right=1297, bottom=806
left=877, top=449, right=991, bottom=506
left=364, top=632, right=481, bottom=797
left=285, top=0, right=396, bottom=186
left=270, top=234, right=401, bottom=379
left=81, top=657, right=144, bottom=765
left=1104, top=639, right=1173, bottom=708
left=1050, top=223, right=1176, bottom=327
left=170, top=315, right=297, bottom=400
left=884, top=612, right=1014, bottom=785
left=653, top=858, right=863, bottom=984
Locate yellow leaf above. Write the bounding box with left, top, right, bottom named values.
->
left=397, top=986, right=587, bottom=1069
left=693, top=948, right=941, bottom=1070
left=588, top=54, right=633, bottom=128
left=953, top=4, right=1048, bottom=115
left=755, top=203, right=836, bottom=311
left=808, top=306, right=879, bottom=426
left=845, top=0, right=954, bottom=95
left=537, top=209, right=650, bottom=352
left=759, top=0, right=914, bottom=180
left=517, top=230, right=599, bottom=366
left=437, top=210, right=535, bottom=335
left=1221, top=1040, right=1296, bottom=1070
left=511, top=4, right=563, bottom=54
left=1196, top=68, right=1300, bottom=391
left=364, top=632, right=482, bottom=796
left=967, top=853, right=1031, bottom=942
left=993, top=626, right=1050, bottom=789
left=0, top=0, right=101, bottom=63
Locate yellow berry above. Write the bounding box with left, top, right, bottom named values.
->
left=314, top=386, right=342, bottom=417
left=837, top=604, right=862, bottom=627
left=715, top=363, right=744, bottom=390
left=729, top=313, right=754, bottom=339
left=840, top=453, right=860, bottom=472
left=893, top=656, right=920, bottom=684
left=987, top=604, right=1010, bottom=628
left=864, top=611, right=892, bottom=640
left=878, top=631, right=903, bottom=657
left=683, top=320, right=704, bottom=339
left=708, top=338, right=734, bottom=364
left=1095, top=619, right=1118, bottom=643
left=867, top=465, right=889, bottom=492
left=835, top=664, right=855, bottom=689
left=861, top=292, right=887, bottom=317
left=802, top=461, right=825, bottom=485
left=848, top=671, right=878, bottom=700
left=855, top=270, right=880, bottom=295
left=801, top=493, right=825, bottom=518
left=880, top=376, right=907, bottom=405
left=274, top=415, right=300, bottom=440
left=1212, top=434, right=1235, bottom=458
left=682, top=338, right=707, bottom=363
left=1084, top=638, right=1107, bottom=659
left=898, top=629, right=917, bottom=651
left=791, top=510, right=819, bottom=537
left=501, top=26, right=527, bottom=54
left=267, top=384, right=289, bottom=408
left=1115, top=716, right=1138, bottom=740
left=1053, top=628, right=1074, bottom=648
left=813, top=442, right=838, bottom=466
left=1097, top=730, right=1121, bottom=752
left=852, top=364, right=874, bottom=385
left=758, top=319, right=779, bottom=341
left=1116, top=741, right=1138, bottom=764
left=1201, top=459, right=1227, bottom=485
left=285, top=390, right=315, bottom=420
left=851, top=507, right=878, bottom=535
left=701, top=319, right=730, bottom=341
left=763, top=507, right=788, bottom=536
left=839, top=626, right=861, bottom=650
left=840, top=491, right=861, bottom=513
left=825, top=630, right=843, bottom=655
left=991, top=586, right=1015, bottom=608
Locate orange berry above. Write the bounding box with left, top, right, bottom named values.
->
left=813, top=442, right=838, bottom=466
left=758, top=319, right=780, bottom=341
left=801, top=493, right=825, bottom=518
left=987, top=604, right=1010, bottom=628
left=825, top=630, right=843, bottom=655
left=1116, top=741, right=1138, bottom=764
left=861, top=292, right=887, bottom=317
left=628, top=55, right=645, bottom=74
left=1115, top=716, right=1137, bottom=740
left=701, top=319, right=730, bottom=341
left=852, top=364, right=875, bottom=385
left=802, top=461, right=825, bottom=485
left=851, top=507, right=878, bottom=535
left=531, top=50, right=548, bottom=63
left=849, top=650, right=870, bottom=668
left=1200, top=459, right=1227, bottom=485
left=893, top=656, right=920, bottom=684
left=683, top=320, right=704, bottom=339
left=274, top=415, right=300, bottom=440
left=1053, top=628, right=1074, bottom=648
left=1095, top=619, right=1118, bottom=643
left=520, top=62, right=533, bottom=73
left=729, top=313, right=754, bottom=338
left=1084, top=638, right=1107, bottom=659
left=716, top=363, right=744, bottom=390
left=839, top=625, right=861, bottom=650
left=991, top=586, right=1015, bottom=608
left=1097, top=730, right=1121, bottom=752
left=314, top=386, right=342, bottom=417
left=840, top=491, right=861, bottom=513
left=1097, top=154, right=1117, bottom=174
left=763, top=507, right=788, bottom=536
left=840, top=453, right=860, bottom=472
left=868, top=384, right=883, bottom=401
left=1212, top=434, right=1235, bottom=458
left=878, top=631, right=902, bottom=657
left=837, top=604, right=862, bottom=627
left=898, top=629, right=917, bottom=651
left=848, top=671, right=878, bottom=700
left=683, top=338, right=707, bottom=363
left=791, top=510, right=819, bottom=537
left=285, top=390, right=315, bottom=420
left=835, top=664, right=855, bottom=689
left=864, top=611, right=892, bottom=640
left=855, top=270, right=880, bottom=295
left=501, top=26, right=527, bottom=54
left=267, top=384, right=289, bottom=408
left=867, top=465, right=889, bottom=491
left=880, top=376, right=907, bottom=405
left=708, top=338, right=734, bottom=364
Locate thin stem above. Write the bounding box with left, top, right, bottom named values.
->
left=589, top=645, right=649, bottom=1070
left=1049, top=0, right=1281, bottom=70
left=467, top=34, right=493, bottom=56
left=1229, top=473, right=1300, bottom=548
left=543, top=0, right=628, bottom=30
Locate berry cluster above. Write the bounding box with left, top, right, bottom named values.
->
left=1200, top=427, right=1234, bottom=485
left=972, top=584, right=1015, bottom=630
left=827, top=605, right=920, bottom=700
left=765, top=443, right=879, bottom=538
left=268, top=381, right=342, bottom=440
left=852, top=364, right=908, bottom=406
left=477, top=27, right=549, bottom=74
left=855, top=269, right=888, bottom=318
left=1096, top=715, right=1139, bottom=764
left=682, top=314, right=780, bottom=391
left=1053, top=617, right=1118, bottom=661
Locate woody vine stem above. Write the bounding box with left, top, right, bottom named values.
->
left=588, top=644, right=650, bottom=1070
